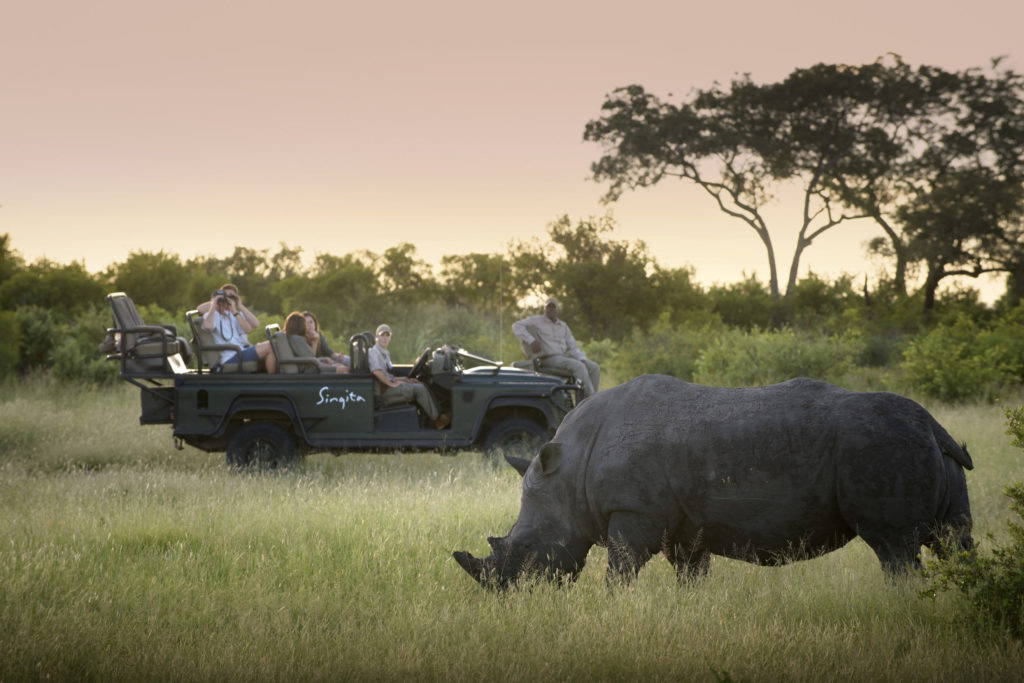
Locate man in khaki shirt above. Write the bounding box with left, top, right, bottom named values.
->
left=512, top=296, right=600, bottom=398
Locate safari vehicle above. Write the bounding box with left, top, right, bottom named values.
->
left=101, top=292, right=579, bottom=468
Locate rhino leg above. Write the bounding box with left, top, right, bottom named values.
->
left=858, top=529, right=924, bottom=576
left=605, top=512, right=664, bottom=584
left=665, top=538, right=711, bottom=582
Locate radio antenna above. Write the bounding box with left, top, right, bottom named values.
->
left=498, top=256, right=503, bottom=363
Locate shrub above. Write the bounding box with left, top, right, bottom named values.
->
left=0, top=310, right=19, bottom=378
left=900, top=315, right=1012, bottom=402
left=693, top=327, right=860, bottom=387
left=920, top=408, right=1024, bottom=638
left=612, top=313, right=724, bottom=382
left=52, top=306, right=119, bottom=384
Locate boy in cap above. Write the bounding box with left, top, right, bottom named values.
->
left=368, top=324, right=449, bottom=429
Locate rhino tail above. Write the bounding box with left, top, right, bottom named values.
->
left=931, top=419, right=974, bottom=471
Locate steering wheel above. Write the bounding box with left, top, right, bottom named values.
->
left=409, top=347, right=432, bottom=381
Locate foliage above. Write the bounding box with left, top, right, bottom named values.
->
left=509, top=214, right=660, bottom=339
left=0, top=233, right=24, bottom=285
left=51, top=306, right=119, bottom=384
left=0, top=311, right=19, bottom=377
left=585, top=56, right=1024, bottom=308
left=693, top=327, right=860, bottom=387
left=107, top=250, right=192, bottom=314
left=0, top=261, right=105, bottom=314
left=612, top=313, right=724, bottom=381
left=1, top=226, right=1022, bottom=400
left=272, top=255, right=379, bottom=335
left=706, top=275, right=779, bottom=329
left=900, top=315, right=1015, bottom=402
left=920, top=408, right=1024, bottom=638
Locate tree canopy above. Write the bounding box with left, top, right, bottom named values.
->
left=585, top=55, right=1024, bottom=311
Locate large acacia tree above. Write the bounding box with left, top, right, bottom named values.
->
left=585, top=55, right=1024, bottom=309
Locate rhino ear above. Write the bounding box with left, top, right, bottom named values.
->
left=504, top=454, right=532, bottom=477
left=536, top=441, right=562, bottom=475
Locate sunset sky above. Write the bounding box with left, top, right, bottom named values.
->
left=3, top=1, right=1021, bottom=300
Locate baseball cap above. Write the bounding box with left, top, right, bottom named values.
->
left=544, top=296, right=559, bottom=307
left=376, top=324, right=392, bottom=336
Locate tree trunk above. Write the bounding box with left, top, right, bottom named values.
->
left=921, top=264, right=943, bottom=316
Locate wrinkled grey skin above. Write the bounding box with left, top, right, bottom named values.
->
left=453, top=375, right=973, bottom=589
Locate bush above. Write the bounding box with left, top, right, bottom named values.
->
left=52, top=306, right=119, bottom=384
left=612, top=313, right=724, bottom=382
left=900, top=315, right=1012, bottom=402
left=0, top=311, right=19, bottom=378
left=9, top=305, right=120, bottom=383
left=920, top=408, right=1024, bottom=638
left=693, top=327, right=861, bottom=387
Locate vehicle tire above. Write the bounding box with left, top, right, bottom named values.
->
left=226, top=423, right=298, bottom=470
left=482, top=418, right=549, bottom=463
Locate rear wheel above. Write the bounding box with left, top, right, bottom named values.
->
left=482, top=418, right=548, bottom=463
left=226, top=423, right=298, bottom=470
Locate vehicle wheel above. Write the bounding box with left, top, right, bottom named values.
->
left=482, top=419, right=549, bottom=463
left=226, top=423, right=298, bottom=470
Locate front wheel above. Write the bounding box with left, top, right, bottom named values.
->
left=481, top=418, right=549, bottom=463
left=226, top=423, right=298, bottom=470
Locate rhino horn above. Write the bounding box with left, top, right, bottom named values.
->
left=487, top=536, right=508, bottom=552
left=452, top=551, right=487, bottom=584
left=504, top=455, right=532, bottom=477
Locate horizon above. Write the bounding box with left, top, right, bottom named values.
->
left=3, top=1, right=1021, bottom=303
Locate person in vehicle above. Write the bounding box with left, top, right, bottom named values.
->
left=368, top=323, right=449, bottom=429
left=200, top=286, right=276, bottom=372
left=302, top=310, right=351, bottom=370
left=512, top=296, right=600, bottom=397
left=283, top=312, right=349, bottom=374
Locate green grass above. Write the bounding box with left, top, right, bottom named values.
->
left=2, top=378, right=1024, bottom=681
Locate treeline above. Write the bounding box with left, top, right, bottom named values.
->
left=2, top=217, right=1024, bottom=402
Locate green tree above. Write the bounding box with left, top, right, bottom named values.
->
left=439, top=252, right=506, bottom=309
left=585, top=56, right=1024, bottom=307
left=108, top=250, right=191, bottom=313
left=274, top=255, right=380, bottom=334
left=0, top=261, right=104, bottom=314
left=0, top=233, right=24, bottom=285
left=508, top=214, right=660, bottom=340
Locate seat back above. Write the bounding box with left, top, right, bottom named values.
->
left=105, top=292, right=189, bottom=377
left=186, top=309, right=257, bottom=373
left=348, top=331, right=375, bottom=373
left=266, top=325, right=323, bottom=374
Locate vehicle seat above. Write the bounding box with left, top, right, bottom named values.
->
left=266, top=324, right=331, bottom=374
left=348, top=331, right=375, bottom=374
left=516, top=333, right=575, bottom=380
left=104, top=292, right=191, bottom=377
left=186, top=310, right=259, bottom=374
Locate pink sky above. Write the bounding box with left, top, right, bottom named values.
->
left=2, top=1, right=1021, bottom=300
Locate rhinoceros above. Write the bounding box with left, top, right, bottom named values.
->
left=453, top=375, right=973, bottom=588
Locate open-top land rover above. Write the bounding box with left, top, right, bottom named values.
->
left=102, top=293, right=579, bottom=468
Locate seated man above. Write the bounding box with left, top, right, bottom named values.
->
left=512, top=296, right=600, bottom=398
left=368, top=324, right=449, bottom=429
left=200, top=286, right=276, bottom=372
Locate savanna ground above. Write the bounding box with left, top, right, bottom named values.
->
left=2, top=377, right=1024, bottom=682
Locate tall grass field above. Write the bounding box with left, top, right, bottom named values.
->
left=2, top=377, right=1023, bottom=681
